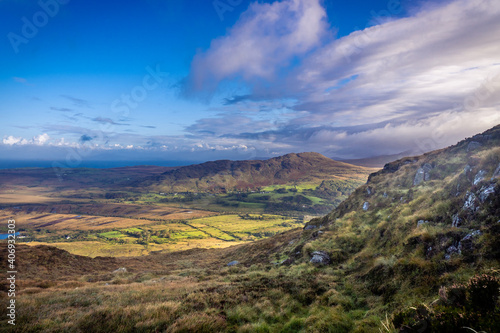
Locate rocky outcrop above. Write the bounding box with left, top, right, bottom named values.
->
left=479, top=183, right=496, bottom=202
left=414, top=163, right=433, bottom=186
left=492, top=163, right=500, bottom=180
left=309, top=251, right=330, bottom=266
left=362, top=202, right=370, bottom=211
left=463, top=192, right=478, bottom=211
left=473, top=170, right=487, bottom=185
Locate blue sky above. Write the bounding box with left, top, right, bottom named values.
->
left=1, top=0, right=500, bottom=166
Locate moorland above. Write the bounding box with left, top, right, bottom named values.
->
left=1, top=126, right=500, bottom=332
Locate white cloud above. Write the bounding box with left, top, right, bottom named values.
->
left=184, top=0, right=500, bottom=158
left=3, top=136, right=27, bottom=146
left=186, top=0, right=329, bottom=94
left=33, top=133, right=50, bottom=145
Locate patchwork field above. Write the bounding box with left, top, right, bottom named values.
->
left=1, top=201, right=305, bottom=256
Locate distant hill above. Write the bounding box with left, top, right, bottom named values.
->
left=136, top=152, right=377, bottom=193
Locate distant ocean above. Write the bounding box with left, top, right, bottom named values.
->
left=0, top=160, right=195, bottom=169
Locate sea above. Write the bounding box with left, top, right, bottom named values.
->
left=0, top=160, right=195, bottom=169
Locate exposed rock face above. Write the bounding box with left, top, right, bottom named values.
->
left=309, top=251, right=330, bottom=266
left=362, top=202, right=370, bottom=211
left=492, top=163, right=500, bottom=180
left=304, top=225, right=317, bottom=230
left=467, top=141, right=482, bottom=152
left=444, top=230, right=482, bottom=260
left=479, top=183, right=496, bottom=202
left=414, top=163, right=433, bottom=186
left=452, top=214, right=461, bottom=228
left=473, top=170, right=487, bottom=185
left=227, top=260, right=239, bottom=266
left=113, top=267, right=127, bottom=274
left=463, top=192, right=478, bottom=211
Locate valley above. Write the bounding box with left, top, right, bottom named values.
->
left=1, top=127, right=499, bottom=332
left=0, top=153, right=375, bottom=257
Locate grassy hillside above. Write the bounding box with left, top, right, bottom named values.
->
left=1, top=127, right=499, bottom=332
left=139, top=152, right=375, bottom=193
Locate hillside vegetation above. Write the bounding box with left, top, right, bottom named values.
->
left=1, top=126, right=499, bottom=332
left=139, top=152, right=374, bottom=193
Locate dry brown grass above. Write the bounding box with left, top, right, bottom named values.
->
left=0, top=203, right=217, bottom=230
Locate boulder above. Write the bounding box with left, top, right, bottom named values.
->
left=309, top=251, right=330, bottom=266
left=304, top=225, right=317, bottom=230
left=227, top=260, right=239, bottom=266
left=452, top=214, right=461, bottom=228
left=417, top=220, right=429, bottom=227
left=113, top=267, right=127, bottom=274
left=362, top=202, right=370, bottom=211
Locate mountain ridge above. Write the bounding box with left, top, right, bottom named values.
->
left=137, top=152, right=377, bottom=193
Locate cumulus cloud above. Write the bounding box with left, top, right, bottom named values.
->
left=3, top=133, right=51, bottom=146
left=184, top=0, right=329, bottom=96
left=33, top=133, right=50, bottom=145
left=3, top=136, right=28, bottom=146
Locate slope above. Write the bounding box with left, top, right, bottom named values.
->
left=139, top=152, right=376, bottom=193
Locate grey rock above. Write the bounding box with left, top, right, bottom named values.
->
left=462, top=230, right=482, bottom=242
left=445, top=244, right=461, bottom=260
left=460, top=230, right=482, bottom=253
left=304, top=225, right=317, bottom=230
left=414, top=163, right=433, bottom=185
left=113, top=267, right=127, bottom=274
left=467, top=141, right=482, bottom=152
left=417, top=220, right=429, bottom=227
left=227, top=260, right=239, bottom=266
left=492, top=163, right=500, bottom=180
left=383, top=192, right=388, bottom=198
left=473, top=170, right=487, bottom=185
left=452, top=214, right=461, bottom=228
left=479, top=183, right=496, bottom=202
left=414, top=168, right=425, bottom=186
left=464, top=165, right=472, bottom=174
left=362, top=202, right=370, bottom=211
left=463, top=192, right=478, bottom=211
left=367, top=187, right=372, bottom=195
left=309, top=251, right=330, bottom=266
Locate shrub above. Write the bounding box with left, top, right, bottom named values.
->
left=467, top=274, right=500, bottom=312
left=393, top=274, right=500, bottom=332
